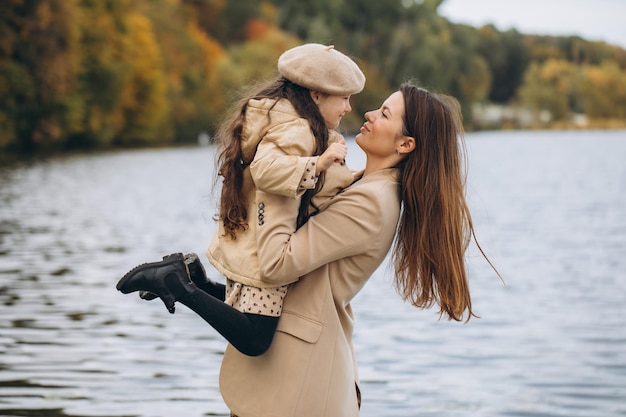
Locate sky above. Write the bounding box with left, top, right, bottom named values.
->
left=438, top=0, right=626, bottom=49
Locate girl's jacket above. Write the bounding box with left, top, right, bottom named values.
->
left=206, top=98, right=355, bottom=287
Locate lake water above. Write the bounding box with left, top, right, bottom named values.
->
left=1, top=129, right=625, bottom=417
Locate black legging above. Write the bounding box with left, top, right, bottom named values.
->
left=176, top=279, right=279, bottom=356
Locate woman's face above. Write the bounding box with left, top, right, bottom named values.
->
left=313, top=93, right=352, bottom=129
left=355, top=91, right=405, bottom=157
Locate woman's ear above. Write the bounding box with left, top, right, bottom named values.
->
left=398, top=135, right=416, bottom=155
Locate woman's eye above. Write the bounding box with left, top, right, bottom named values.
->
left=382, top=112, right=388, bottom=118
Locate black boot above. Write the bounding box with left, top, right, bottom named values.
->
left=138, top=253, right=224, bottom=300
left=183, top=253, right=225, bottom=299
left=116, top=253, right=195, bottom=313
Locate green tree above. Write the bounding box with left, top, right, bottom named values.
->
left=0, top=0, right=82, bottom=152
left=476, top=25, right=528, bottom=103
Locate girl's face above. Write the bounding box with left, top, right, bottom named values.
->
left=312, top=93, right=352, bottom=129
left=355, top=91, right=406, bottom=158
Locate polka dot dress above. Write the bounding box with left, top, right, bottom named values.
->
left=224, top=280, right=288, bottom=317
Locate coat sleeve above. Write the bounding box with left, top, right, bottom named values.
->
left=255, top=183, right=388, bottom=285
left=250, top=121, right=318, bottom=200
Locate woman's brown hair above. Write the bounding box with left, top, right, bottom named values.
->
left=215, top=78, right=328, bottom=239
left=393, top=83, right=493, bottom=322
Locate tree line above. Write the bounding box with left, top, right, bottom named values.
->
left=1, top=0, right=625, bottom=154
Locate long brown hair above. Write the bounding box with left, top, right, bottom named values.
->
left=215, top=77, right=328, bottom=239
left=392, top=83, right=493, bottom=322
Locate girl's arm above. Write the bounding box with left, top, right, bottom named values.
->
left=250, top=122, right=318, bottom=199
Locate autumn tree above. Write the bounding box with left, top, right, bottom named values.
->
left=114, top=13, right=169, bottom=146
left=139, top=0, right=226, bottom=141
left=579, top=62, right=626, bottom=119
left=72, top=1, right=171, bottom=147
left=3, top=0, right=626, bottom=154
left=517, top=59, right=580, bottom=120
left=476, top=26, right=528, bottom=103
left=0, top=0, right=82, bottom=151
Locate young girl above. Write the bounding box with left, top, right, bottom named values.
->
left=116, top=43, right=365, bottom=356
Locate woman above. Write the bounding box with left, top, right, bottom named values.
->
left=219, top=83, right=490, bottom=416
left=117, top=82, right=491, bottom=416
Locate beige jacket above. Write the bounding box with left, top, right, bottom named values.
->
left=206, top=98, right=355, bottom=287
left=219, top=168, right=401, bottom=417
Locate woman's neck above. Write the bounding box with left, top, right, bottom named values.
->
left=363, top=155, right=401, bottom=176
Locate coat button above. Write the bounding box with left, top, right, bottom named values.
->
left=258, top=202, right=265, bottom=226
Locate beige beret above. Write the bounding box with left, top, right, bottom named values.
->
left=277, top=43, right=365, bottom=96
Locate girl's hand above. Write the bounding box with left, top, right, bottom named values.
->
left=316, top=139, right=347, bottom=174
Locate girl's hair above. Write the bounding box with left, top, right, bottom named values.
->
left=393, top=82, right=484, bottom=322
left=215, top=77, right=328, bottom=239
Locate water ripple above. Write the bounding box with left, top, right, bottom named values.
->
left=1, top=132, right=626, bottom=416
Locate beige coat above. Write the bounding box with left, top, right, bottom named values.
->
left=219, top=168, right=401, bottom=417
left=206, top=98, right=355, bottom=288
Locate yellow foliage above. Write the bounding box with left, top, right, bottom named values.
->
left=215, top=26, right=299, bottom=96
left=518, top=57, right=626, bottom=121
left=539, top=59, right=575, bottom=94
left=187, top=21, right=225, bottom=79
left=580, top=62, right=626, bottom=118
left=517, top=59, right=576, bottom=119
left=118, top=13, right=169, bottom=143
